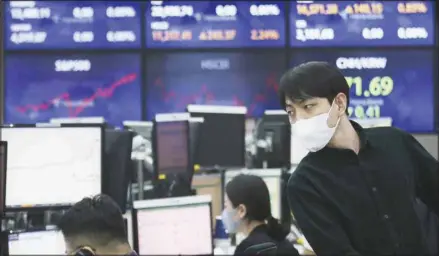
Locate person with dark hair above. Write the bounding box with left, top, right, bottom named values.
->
left=280, top=61, right=439, bottom=255
left=222, top=174, right=299, bottom=255
left=57, top=194, right=137, bottom=256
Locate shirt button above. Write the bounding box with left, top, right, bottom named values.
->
left=383, top=214, right=389, bottom=220
left=372, top=187, right=377, bottom=192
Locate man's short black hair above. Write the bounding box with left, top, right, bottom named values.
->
left=57, top=194, right=127, bottom=246
left=279, top=61, right=349, bottom=112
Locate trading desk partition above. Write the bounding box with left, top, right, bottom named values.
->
left=192, top=173, right=222, bottom=227
left=133, top=195, right=213, bottom=255
left=8, top=230, right=65, bottom=255
left=1, top=125, right=103, bottom=209
left=225, top=169, right=282, bottom=220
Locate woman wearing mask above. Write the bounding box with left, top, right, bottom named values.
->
left=222, top=174, right=299, bottom=255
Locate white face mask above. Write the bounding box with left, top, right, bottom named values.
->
left=291, top=103, right=340, bottom=152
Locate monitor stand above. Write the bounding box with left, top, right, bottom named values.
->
left=153, top=173, right=194, bottom=199
left=0, top=215, right=8, bottom=256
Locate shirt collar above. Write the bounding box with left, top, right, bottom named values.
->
left=350, top=120, right=369, bottom=149
left=317, top=120, right=369, bottom=155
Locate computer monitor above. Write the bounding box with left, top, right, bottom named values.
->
left=224, top=169, right=282, bottom=220
left=1, top=125, right=103, bottom=209
left=256, top=110, right=291, bottom=168
left=0, top=141, right=7, bottom=215
left=123, top=121, right=153, bottom=140
left=133, top=195, right=213, bottom=255
left=263, top=110, right=289, bottom=123
left=104, top=129, right=134, bottom=213
left=153, top=113, right=191, bottom=179
left=8, top=230, right=65, bottom=255
left=189, top=117, right=203, bottom=177
left=50, top=116, right=106, bottom=124
left=187, top=105, right=246, bottom=169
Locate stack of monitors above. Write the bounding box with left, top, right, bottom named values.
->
left=3, top=1, right=143, bottom=126
left=144, top=1, right=287, bottom=119
left=2, top=1, right=437, bottom=133
left=289, top=1, right=436, bottom=133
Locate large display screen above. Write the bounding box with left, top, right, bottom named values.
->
left=290, top=49, right=434, bottom=133
left=290, top=1, right=435, bottom=47
left=146, top=52, right=284, bottom=119
left=145, top=1, right=286, bottom=48
left=4, top=1, right=141, bottom=49
left=2, top=127, right=102, bottom=208
left=5, top=54, right=141, bottom=126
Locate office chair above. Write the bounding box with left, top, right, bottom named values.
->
left=243, top=242, right=277, bottom=255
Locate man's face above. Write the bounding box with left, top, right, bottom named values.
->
left=285, top=96, right=332, bottom=123
left=285, top=94, right=347, bottom=128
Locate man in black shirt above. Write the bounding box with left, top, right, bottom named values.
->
left=279, top=61, right=439, bottom=255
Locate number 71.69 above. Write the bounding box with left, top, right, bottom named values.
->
left=345, top=76, right=394, bottom=97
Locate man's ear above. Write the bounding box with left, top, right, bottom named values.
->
left=334, top=93, right=347, bottom=115
left=237, top=204, right=247, bottom=219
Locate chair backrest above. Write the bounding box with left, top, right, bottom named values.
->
left=243, top=242, right=277, bottom=255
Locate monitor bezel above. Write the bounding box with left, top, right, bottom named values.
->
left=132, top=197, right=214, bottom=255
left=0, top=141, right=7, bottom=216
left=1, top=123, right=104, bottom=211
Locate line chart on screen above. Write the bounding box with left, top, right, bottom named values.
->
left=14, top=73, right=137, bottom=117
left=4, top=127, right=102, bottom=207
left=5, top=128, right=100, bottom=175
left=151, top=72, right=280, bottom=116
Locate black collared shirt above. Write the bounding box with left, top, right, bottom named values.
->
left=234, top=224, right=299, bottom=255
left=287, top=121, right=439, bottom=255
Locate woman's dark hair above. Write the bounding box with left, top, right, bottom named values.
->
left=226, top=174, right=290, bottom=242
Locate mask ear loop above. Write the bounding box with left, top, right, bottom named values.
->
left=328, top=100, right=342, bottom=128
